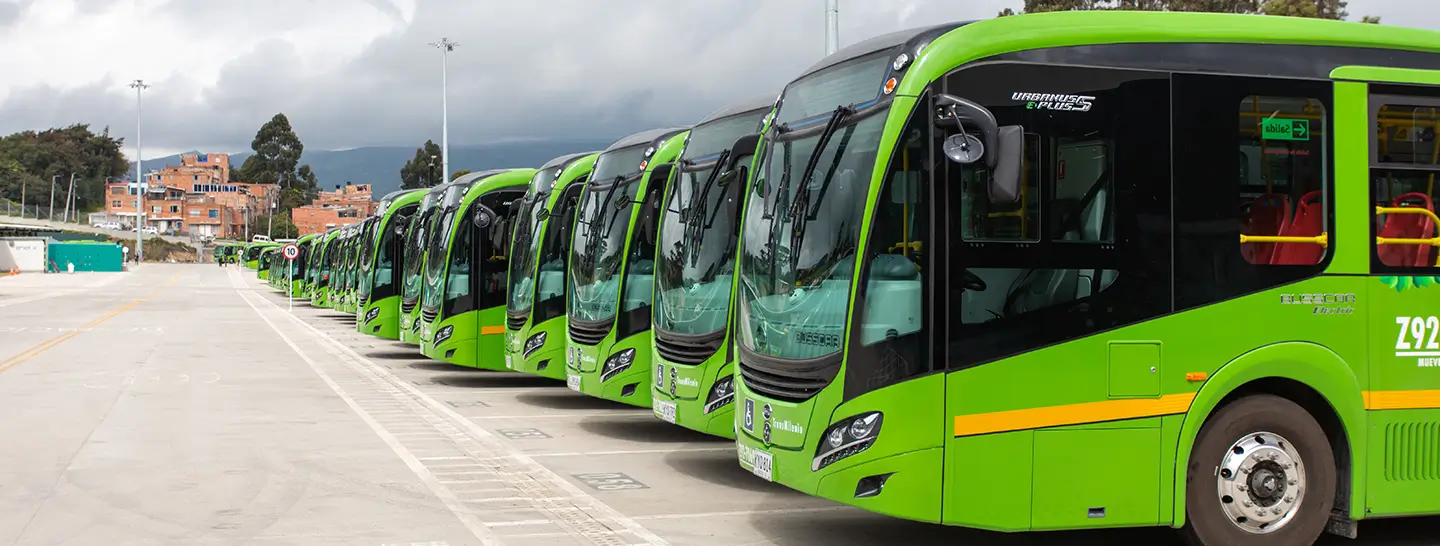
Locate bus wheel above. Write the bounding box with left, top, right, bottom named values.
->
left=1181, top=394, right=1335, bottom=546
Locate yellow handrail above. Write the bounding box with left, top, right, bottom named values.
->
left=1376, top=206, right=1440, bottom=226
left=1240, top=233, right=1328, bottom=247
left=1375, top=206, right=1440, bottom=266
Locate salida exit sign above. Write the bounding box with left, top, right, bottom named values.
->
left=1261, top=118, right=1310, bottom=141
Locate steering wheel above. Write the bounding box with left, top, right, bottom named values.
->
left=957, top=269, right=987, bottom=292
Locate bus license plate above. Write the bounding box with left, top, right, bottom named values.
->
left=567, top=374, right=581, bottom=391
left=654, top=400, right=677, bottom=423
left=751, top=450, right=773, bottom=482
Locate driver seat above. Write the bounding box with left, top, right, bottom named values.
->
left=1005, top=185, right=1113, bottom=317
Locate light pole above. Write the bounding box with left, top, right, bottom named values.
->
left=825, top=0, right=839, bottom=55
left=49, top=174, right=58, bottom=220
left=63, top=172, right=75, bottom=223
left=430, top=37, right=457, bottom=185
left=130, top=79, right=149, bottom=262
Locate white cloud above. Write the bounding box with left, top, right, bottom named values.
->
left=0, top=0, right=1435, bottom=160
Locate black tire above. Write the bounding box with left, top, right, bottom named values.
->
left=1180, top=394, right=1336, bottom=546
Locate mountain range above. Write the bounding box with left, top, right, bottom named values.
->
left=132, top=139, right=615, bottom=199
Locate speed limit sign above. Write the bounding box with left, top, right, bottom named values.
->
left=282, top=244, right=299, bottom=261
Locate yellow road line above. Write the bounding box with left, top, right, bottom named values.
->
left=0, top=285, right=165, bottom=375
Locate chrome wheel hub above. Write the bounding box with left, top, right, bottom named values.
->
left=1216, top=431, right=1306, bottom=534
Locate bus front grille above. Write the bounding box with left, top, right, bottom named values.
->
left=567, top=317, right=610, bottom=346
left=420, top=306, right=439, bottom=323
left=737, top=348, right=840, bottom=403
left=506, top=311, right=528, bottom=332
left=401, top=297, right=418, bottom=314
left=654, top=329, right=724, bottom=366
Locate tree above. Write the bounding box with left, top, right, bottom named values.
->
left=451, top=169, right=472, bottom=181
left=0, top=124, right=128, bottom=216
left=399, top=140, right=443, bottom=189
left=1009, top=0, right=1378, bottom=20
left=235, top=113, right=317, bottom=211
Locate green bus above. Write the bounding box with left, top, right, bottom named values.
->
left=336, top=225, right=362, bottom=314
left=292, top=234, right=317, bottom=298
left=258, top=247, right=278, bottom=280
left=419, top=169, right=535, bottom=367
left=213, top=243, right=241, bottom=266
left=400, top=180, right=467, bottom=345
left=504, top=152, right=599, bottom=378
left=649, top=96, right=774, bottom=437
left=309, top=228, right=341, bottom=309
left=243, top=241, right=277, bottom=269
left=728, top=11, right=1440, bottom=546
left=565, top=127, right=689, bottom=406
left=358, top=189, right=426, bottom=338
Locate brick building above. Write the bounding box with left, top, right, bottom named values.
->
left=104, top=152, right=277, bottom=239
left=293, top=182, right=377, bottom=235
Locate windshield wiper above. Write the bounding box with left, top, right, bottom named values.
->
left=683, top=149, right=732, bottom=267
left=786, top=105, right=854, bottom=273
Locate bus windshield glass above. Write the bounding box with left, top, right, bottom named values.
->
left=423, top=206, right=461, bottom=311
left=570, top=145, right=647, bottom=323
left=402, top=208, right=434, bottom=302
left=357, top=218, right=379, bottom=299
left=508, top=166, right=564, bottom=315
left=656, top=110, right=768, bottom=335
left=736, top=52, right=891, bottom=360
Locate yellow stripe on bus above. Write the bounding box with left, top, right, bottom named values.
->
left=952, top=389, right=1440, bottom=437
left=1364, top=390, right=1440, bottom=411
left=481, top=326, right=505, bottom=335
left=953, top=393, right=1197, bottom=437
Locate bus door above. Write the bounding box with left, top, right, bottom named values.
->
left=1364, top=90, right=1440, bottom=517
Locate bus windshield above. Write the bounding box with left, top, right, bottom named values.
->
left=402, top=208, right=434, bottom=303
left=736, top=53, right=891, bottom=360
left=357, top=218, right=379, bottom=300
left=423, top=183, right=473, bottom=311
left=508, top=166, right=564, bottom=315
left=655, top=110, right=768, bottom=336
left=570, top=145, right=648, bottom=323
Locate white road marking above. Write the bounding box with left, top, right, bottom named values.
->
left=249, top=290, right=670, bottom=546
left=529, top=447, right=733, bottom=458
left=236, top=291, right=503, bottom=546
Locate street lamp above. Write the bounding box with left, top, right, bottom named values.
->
left=825, top=0, right=839, bottom=55
left=129, top=79, right=149, bottom=262
left=429, top=38, right=457, bottom=186
left=49, top=174, right=58, bottom=220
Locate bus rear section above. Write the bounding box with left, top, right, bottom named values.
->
left=505, top=153, right=598, bottom=379
left=566, top=127, right=689, bottom=407
left=421, top=170, right=533, bottom=368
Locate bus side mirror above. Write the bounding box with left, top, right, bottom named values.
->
left=726, top=134, right=762, bottom=170
left=935, top=93, right=998, bottom=167
left=649, top=162, right=675, bottom=186
left=473, top=204, right=496, bottom=229
left=536, top=207, right=551, bottom=221
left=989, top=126, right=1024, bottom=205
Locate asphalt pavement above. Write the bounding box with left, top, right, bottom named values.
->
left=0, top=263, right=1433, bottom=545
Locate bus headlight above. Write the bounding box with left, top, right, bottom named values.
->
left=523, top=331, right=547, bottom=356
left=813, top=412, right=883, bottom=471
left=365, top=307, right=380, bottom=324
left=703, top=375, right=734, bottom=414
left=601, top=348, right=635, bottom=381
left=434, top=325, right=454, bottom=345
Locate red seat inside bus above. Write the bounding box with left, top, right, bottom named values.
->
left=1242, top=194, right=1290, bottom=264
left=1377, top=192, right=1436, bottom=267
left=1271, top=190, right=1324, bottom=265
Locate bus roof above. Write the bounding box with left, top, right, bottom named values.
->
left=540, top=151, right=601, bottom=171
left=461, top=168, right=536, bottom=205
left=451, top=169, right=513, bottom=186
left=898, top=12, right=1440, bottom=96
left=798, top=22, right=969, bottom=81
left=603, top=127, right=690, bottom=152
left=695, top=94, right=775, bottom=127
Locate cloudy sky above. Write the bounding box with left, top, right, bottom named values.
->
left=0, top=0, right=1432, bottom=159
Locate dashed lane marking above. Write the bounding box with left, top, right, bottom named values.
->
left=242, top=289, right=669, bottom=546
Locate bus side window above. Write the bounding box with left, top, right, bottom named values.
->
left=1237, top=95, right=1328, bottom=266
left=1369, top=96, right=1440, bottom=271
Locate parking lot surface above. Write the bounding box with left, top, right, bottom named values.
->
left=0, top=263, right=1433, bottom=545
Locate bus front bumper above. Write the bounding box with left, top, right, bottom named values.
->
left=651, top=359, right=736, bottom=439
left=358, top=297, right=401, bottom=339
left=565, top=335, right=653, bottom=408
left=511, top=320, right=566, bottom=380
